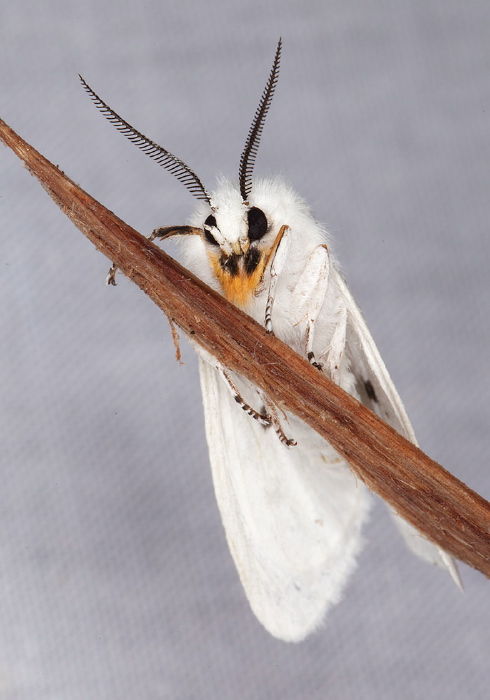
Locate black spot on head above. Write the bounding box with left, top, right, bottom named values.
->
left=247, top=207, right=268, bottom=242
left=203, top=214, right=219, bottom=246
left=204, top=229, right=219, bottom=245
left=221, top=253, right=239, bottom=276
left=364, top=379, right=378, bottom=403
left=244, top=246, right=261, bottom=275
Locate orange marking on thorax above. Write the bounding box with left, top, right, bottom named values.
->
left=209, top=253, right=267, bottom=307
left=207, top=226, right=289, bottom=308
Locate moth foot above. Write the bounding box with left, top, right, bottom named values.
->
left=307, top=351, right=323, bottom=371
left=274, top=424, right=297, bottom=448
left=106, top=263, right=118, bottom=286
left=269, top=408, right=296, bottom=447
left=234, top=394, right=272, bottom=426
left=259, top=394, right=296, bottom=447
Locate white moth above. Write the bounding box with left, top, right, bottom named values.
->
left=80, top=39, right=461, bottom=642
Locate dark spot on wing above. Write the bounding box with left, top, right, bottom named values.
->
left=364, top=379, right=378, bottom=403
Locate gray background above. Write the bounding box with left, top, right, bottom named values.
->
left=1, top=1, right=489, bottom=698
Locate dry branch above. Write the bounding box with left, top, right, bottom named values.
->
left=1, top=117, right=489, bottom=577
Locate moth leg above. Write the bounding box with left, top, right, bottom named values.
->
left=105, top=229, right=159, bottom=286
left=261, top=394, right=297, bottom=448
left=319, top=305, right=347, bottom=385
left=105, top=226, right=196, bottom=286
left=106, top=263, right=118, bottom=286
left=194, top=341, right=295, bottom=445
left=219, top=369, right=272, bottom=427
left=305, top=320, right=322, bottom=370
left=292, top=245, right=330, bottom=369
left=265, top=226, right=292, bottom=333
left=223, top=368, right=296, bottom=447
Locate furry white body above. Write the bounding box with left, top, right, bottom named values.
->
left=81, top=41, right=460, bottom=642
left=181, top=178, right=460, bottom=641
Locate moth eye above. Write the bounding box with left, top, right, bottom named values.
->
left=247, top=207, right=268, bottom=242
left=203, top=214, right=219, bottom=246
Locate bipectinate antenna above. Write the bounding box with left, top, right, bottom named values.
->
left=238, top=38, right=282, bottom=202
left=79, top=75, right=211, bottom=204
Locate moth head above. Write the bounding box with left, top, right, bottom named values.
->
left=202, top=198, right=270, bottom=258
left=192, top=184, right=275, bottom=305
left=80, top=39, right=282, bottom=303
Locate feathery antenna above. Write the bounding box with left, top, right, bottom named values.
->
left=238, top=39, right=282, bottom=201
left=79, top=75, right=211, bottom=204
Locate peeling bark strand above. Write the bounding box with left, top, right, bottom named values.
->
left=2, top=118, right=489, bottom=577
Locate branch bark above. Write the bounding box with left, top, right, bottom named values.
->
left=2, top=118, right=489, bottom=577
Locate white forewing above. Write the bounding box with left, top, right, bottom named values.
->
left=334, top=269, right=461, bottom=586
left=198, top=356, right=370, bottom=642
left=182, top=177, right=460, bottom=641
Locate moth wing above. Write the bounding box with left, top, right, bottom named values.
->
left=334, top=269, right=461, bottom=586
left=198, top=356, right=371, bottom=642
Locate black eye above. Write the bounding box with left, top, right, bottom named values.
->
left=203, top=214, right=219, bottom=246
left=247, top=207, right=268, bottom=242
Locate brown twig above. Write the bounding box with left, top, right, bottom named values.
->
left=1, top=117, right=489, bottom=577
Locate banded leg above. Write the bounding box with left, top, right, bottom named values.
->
left=105, top=229, right=160, bottom=286
left=223, top=371, right=297, bottom=448
left=305, top=319, right=322, bottom=370
left=292, top=245, right=330, bottom=369
left=105, top=225, right=201, bottom=285
left=318, top=305, right=347, bottom=385
left=219, top=369, right=272, bottom=427
left=265, top=226, right=291, bottom=333
left=195, top=343, right=295, bottom=447
left=261, top=394, right=297, bottom=448
left=106, top=263, right=118, bottom=286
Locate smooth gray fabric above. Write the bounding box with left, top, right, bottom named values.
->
left=1, top=1, right=489, bottom=697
